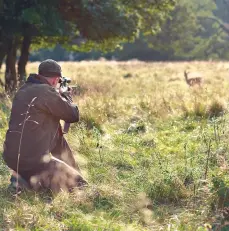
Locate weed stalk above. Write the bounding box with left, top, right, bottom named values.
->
left=15, top=97, right=37, bottom=197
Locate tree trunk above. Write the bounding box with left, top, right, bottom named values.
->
left=5, top=38, right=17, bottom=92
left=0, top=46, right=6, bottom=70
left=0, top=49, right=6, bottom=87
left=18, top=33, right=31, bottom=83
left=0, top=32, right=6, bottom=71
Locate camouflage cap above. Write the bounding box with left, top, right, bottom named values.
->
left=38, top=59, right=62, bottom=77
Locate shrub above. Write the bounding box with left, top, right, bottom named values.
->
left=146, top=175, right=188, bottom=204
left=206, top=98, right=227, bottom=118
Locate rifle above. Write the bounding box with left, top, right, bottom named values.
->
left=59, top=77, right=72, bottom=134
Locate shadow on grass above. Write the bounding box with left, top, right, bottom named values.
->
left=0, top=184, right=15, bottom=229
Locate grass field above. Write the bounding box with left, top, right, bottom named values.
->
left=1, top=61, right=229, bottom=230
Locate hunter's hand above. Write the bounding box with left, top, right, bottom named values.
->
left=60, top=87, right=73, bottom=103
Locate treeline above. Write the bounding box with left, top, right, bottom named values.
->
left=0, top=0, right=174, bottom=91
left=30, top=0, right=229, bottom=61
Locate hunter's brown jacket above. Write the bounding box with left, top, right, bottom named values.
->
left=2, top=74, right=79, bottom=171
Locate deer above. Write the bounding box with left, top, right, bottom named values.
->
left=184, top=70, right=203, bottom=87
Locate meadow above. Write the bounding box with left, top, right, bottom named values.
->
left=1, top=61, right=229, bottom=230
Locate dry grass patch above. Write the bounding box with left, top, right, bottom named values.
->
left=1, top=61, right=229, bottom=230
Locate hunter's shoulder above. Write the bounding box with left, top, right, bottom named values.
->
left=38, top=83, right=55, bottom=92
left=42, top=84, right=58, bottom=95
left=21, top=82, right=53, bottom=93
left=32, top=85, right=59, bottom=101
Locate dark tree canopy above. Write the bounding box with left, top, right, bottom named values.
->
left=0, top=0, right=176, bottom=92
left=22, top=0, right=229, bottom=63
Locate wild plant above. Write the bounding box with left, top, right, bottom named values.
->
left=9, top=97, right=38, bottom=196
left=92, top=126, right=103, bottom=163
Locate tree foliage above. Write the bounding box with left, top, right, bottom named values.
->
left=121, top=0, right=229, bottom=61
left=0, top=0, right=176, bottom=91
left=146, top=0, right=217, bottom=59
left=115, top=0, right=229, bottom=61
left=116, top=0, right=229, bottom=60
left=29, top=0, right=229, bottom=62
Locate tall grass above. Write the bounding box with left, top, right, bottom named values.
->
left=1, top=61, right=229, bottom=230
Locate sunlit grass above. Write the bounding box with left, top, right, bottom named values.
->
left=1, top=61, right=229, bottom=230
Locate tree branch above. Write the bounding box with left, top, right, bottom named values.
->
left=223, top=0, right=229, bottom=8
left=198, top=16, right=229, bottom=34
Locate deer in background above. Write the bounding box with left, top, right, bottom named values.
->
left=184, top=70, right=203, bottom=87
